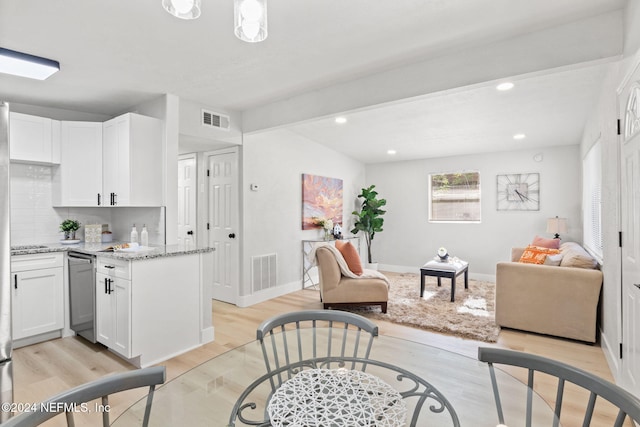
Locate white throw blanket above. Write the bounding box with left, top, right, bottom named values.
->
left=308, top=242, right=389, bottom=284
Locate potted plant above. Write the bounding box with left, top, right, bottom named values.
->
left=351, top=185, right=386, bottom=268
left=60, top=219, right=81, bottom=240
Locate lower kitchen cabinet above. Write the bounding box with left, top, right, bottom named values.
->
left=96, top=272, right=131, bottom=358
left=94, top=252, right=211, bottom=368
left=10, top=253, right=64, bottom=341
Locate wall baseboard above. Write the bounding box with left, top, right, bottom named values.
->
left=379, top=264, right=495, bottom=283
left=237, top=279, right=307, bottom=307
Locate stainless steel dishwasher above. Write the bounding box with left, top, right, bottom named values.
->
left=68, top=252, right=96, bottom=343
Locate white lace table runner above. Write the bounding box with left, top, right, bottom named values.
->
left=268, top=368, right=407, bottom=427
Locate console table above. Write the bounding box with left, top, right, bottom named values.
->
left=301, top=237, right=360, bottom=289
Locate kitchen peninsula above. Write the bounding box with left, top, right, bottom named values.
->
left=10, top=243, right=215, bottom=368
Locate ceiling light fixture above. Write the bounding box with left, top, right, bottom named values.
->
left=162, top=0, right=201, bottom=20
left=335, top=117, right=347, bottom=124
left=0, top=47, right=59, bottom=80
left=513, top=133, right=526, bottom=140
left=234, top=0, right=268, bottom=42
left=387, top=149, right=397, bottom=155
left=496, top=82, right=514, bottom=91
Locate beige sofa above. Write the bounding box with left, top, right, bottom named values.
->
left=495, top=243, right=603, bottom=343
left=316, top=246, right=389, bottom=313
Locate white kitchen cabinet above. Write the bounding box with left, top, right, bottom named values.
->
left=52, top=121, right=103, bottom=206
left=96, top=258, right=132, bottom=358
left=10, top=253, right=64, bottom=341
left=9, top=112, right=60, bottom=164
left=93, top=252, right=210, bottom=368
left=102, top=113, right=163, bottom=206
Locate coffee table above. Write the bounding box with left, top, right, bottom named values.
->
left=420, top=259, right=469, bottom=302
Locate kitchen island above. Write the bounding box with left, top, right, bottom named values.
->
left=10, top=243, right=215, bottom=368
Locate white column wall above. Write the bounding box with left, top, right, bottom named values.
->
left=240, top=129, right=366, bottom=306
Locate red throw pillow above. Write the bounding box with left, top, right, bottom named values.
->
left=531, top=235, right=561, bottom=249
left=334, top=241, right=363, bottom=275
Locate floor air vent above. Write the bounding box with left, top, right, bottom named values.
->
left=251, top=253, right=277, bottom=292
left=202, top=109, right=230, bottom=131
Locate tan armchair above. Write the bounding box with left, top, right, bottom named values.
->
left=315, top=246, right=389, bottom=313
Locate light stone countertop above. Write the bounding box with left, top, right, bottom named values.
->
left=10, top=242, right=214, bottom=261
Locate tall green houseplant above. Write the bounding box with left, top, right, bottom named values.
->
left=351, top=185, right=386, bottom=264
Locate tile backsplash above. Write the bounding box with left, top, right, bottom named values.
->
left=10, top=163, right=165, bottom=245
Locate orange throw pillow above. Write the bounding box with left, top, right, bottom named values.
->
left=334, top=240, right=363, bottom=275
left=519, top=245, right=561, bottom=265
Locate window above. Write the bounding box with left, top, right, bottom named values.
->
left=583, top=140, right=602, bottom=258
left=429, top=172, right=481, bottom=222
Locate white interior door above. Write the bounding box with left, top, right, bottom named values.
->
left=207, top=150, right=239, bottom=304
left=178, top=155, right=197, bottom=245
left=620, top=71, right=640, bottom=396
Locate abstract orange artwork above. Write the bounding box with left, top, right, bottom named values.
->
left=301, top=174, right=343, bottom=230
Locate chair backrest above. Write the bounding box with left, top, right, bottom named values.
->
left=315, top=246, right=342, bottom=295
left=257, top=310, right=378, bottom=387
left=1, top=366, right=166, bottom=427
left=478, top=347, right=640, bottom=427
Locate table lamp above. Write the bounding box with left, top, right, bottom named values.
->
left=546, top=216, right=567, bottom=239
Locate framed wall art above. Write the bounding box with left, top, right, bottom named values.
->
left=301, top=174, right=343, bottom=229
left=496, top=173, right=540, bottom=211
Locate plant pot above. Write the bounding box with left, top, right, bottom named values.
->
left=366, top=262, right=379, bottom=271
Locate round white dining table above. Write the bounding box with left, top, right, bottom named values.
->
left=112, top=332, right=558, bottom=427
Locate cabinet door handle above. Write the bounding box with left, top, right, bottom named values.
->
left=110, top=193, right=114, bottom=205
left=113, top=193, right=117, bottom=205
left=108, top=278, right=113, bottom=294
left=187, top=230, right=194, bottom=235
left=14, top=274, right=17, bottom=289
left=104, top=277, right=108, bottom=294
left=104, top=265, right=115, bottom=269
left=97, top=193, right=101, bottom=206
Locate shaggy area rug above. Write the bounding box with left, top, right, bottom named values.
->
left=344, top=272, right=500, bottom=342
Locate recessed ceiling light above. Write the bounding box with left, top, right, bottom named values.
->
left=513, top=133, right=526, bottom=140
left=335, top=117, right=347, bottom=124
left=387, top=149, right=396, bottom=155
left=496, top=82, right=514, bottom=91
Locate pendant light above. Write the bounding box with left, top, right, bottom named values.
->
left=162, top=0, right=201, bottom=20
left=234, top=0, right=268, bottom=42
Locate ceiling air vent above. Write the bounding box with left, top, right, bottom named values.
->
left=201, top=109, right=230, bottom=131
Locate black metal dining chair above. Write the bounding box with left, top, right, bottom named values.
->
left=256, top=309, right=379, bottom=387
left=478, top=347, right=640, bottom=427
left=1, top=366, right=165, bottom=427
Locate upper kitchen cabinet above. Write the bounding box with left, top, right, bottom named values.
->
left=9, top=112, right=61, bottom=164
left=103, top=113, right=163, bottom=206
left=52, top=121, right=103, bottom=206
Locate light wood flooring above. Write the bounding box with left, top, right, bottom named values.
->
left=13, top=284, right=620, bottom=426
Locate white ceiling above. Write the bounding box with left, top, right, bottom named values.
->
left=0, top=0, right=627, bottom=163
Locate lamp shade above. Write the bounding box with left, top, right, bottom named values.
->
left=546, top=217, right=567, bottom=236
left=0, top=48, right=59, bottom=80
left=234, top=0, right=268, bottom=42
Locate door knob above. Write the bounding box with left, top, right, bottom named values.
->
left=635, top=284, right=640, bottom=290
left=228, top=233, right=236, bottom=239
left=187, top=230, right=194, bottom=235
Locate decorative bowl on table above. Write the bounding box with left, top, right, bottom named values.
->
left=437, top=247, right=449, bottom=261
